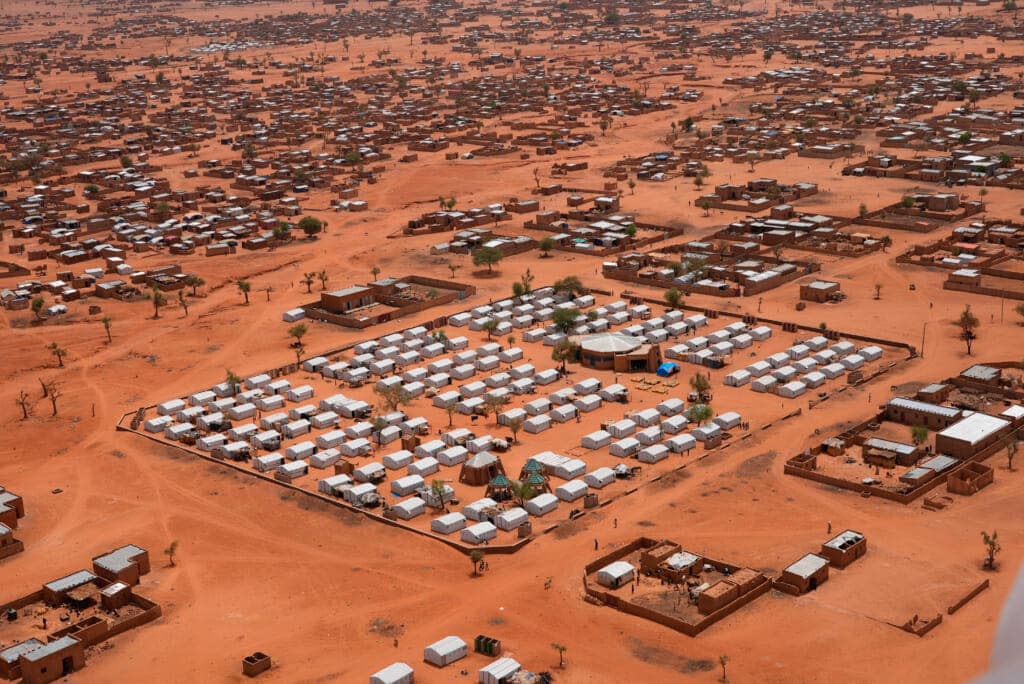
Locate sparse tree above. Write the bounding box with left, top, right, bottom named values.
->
left=1015, top=302, right=1024, bottom=324
left=184, top=275, right=205, bottom=296
left=552, top=642, right=567, bottom=668
left=301, top=272, right=316, bottom=293
left=225, top=369, right=242, bottom=395
left=15, top=390, right=32, bottom=420
left=981, top=530, right=1001, bottom=570
left=445, top=402, right=457, bottom=427
left=664, top=288, right=683, bottom=309
left=42, top=380, right=62, bottom=416
left=551, top=339, right=580, bottom=373
left=317, top=270, right=329, bottom=290
left=553, top=277, right=584, bottom=298
left=880, top=235, right=892, bottom=252
left=165, top=540, right=179, bottom=567
left=911, top=425, right=928, bottom=446
left=719, top=655, right=730, bottom=682
left=148, top=286, right=166, bottom=319
left=509, top=479, right=535, bottom=507
left=374, top=384, right=413, bottom=412
left=371, top=265, right=381, bottom=280
left=48, top=342, right=66, bottom=368
left=470, top=549, right=484, bottom=575
left=689, top=373, right=711, bottom=396
left=508, top=416, right=524, bottom=444
left=958, top=305, right=980, bottom=355
left=431, top=479, right=450, bottom=513
left=1004, top=435, right=1017, bottom=472
left=178, top=290, right=189, bottom=316
left=686, top=403, right=714, bottom=425
left=447, top=261, right=460, bottom=279
left=874, top=283, right=882, bottom=300
left=372, top=416, right=390, bottom=446
left=551, top=307, right=580, bottom=334
left=236, top=279, right=251, bottom=305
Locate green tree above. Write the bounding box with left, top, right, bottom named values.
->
left=551, top=339, right=580, bottom=373
left=507, top=416, right=524, bottom=444
left=48, top=341, right=66, bottom=367
left=301, top=272, right=316, bottom=293
left=473, top=246, right=503, bottom=273
left=481, top=318, right=499, bottom=340
left=664, top=288, right=683, bottom=309
left=686, top=403, right=714, bottom=425
left=298, top=215, right=323, bottom=238
left=911, top=425, right=928, bottom=446
left=374, top=384, right=413, bottom=412
left=317, top=270, right=329, bottom=290
left=689, top=373, right=711, bottom=396
left=553, top=275, right=585, bottom=297
left=509, top=479, right=535, bottom=507
left=236, top=278, right=251, bottom=305
left=184, top=274, right=205, bottom=296
left=225, top=369, right=242, bottom=395
left=981, top=530, right=1001, bottom=570
left=470, top=549, right=484, bottom=575
left=148, top=286, right=166, bottom=318
left=957, top=305, right=980, bottom=355
left=288, top=323, right=308, bottom=346
left=538, top=236, right=555, bottom=257
left=551, top=307, right=580, bottom=334
left=31, top=296, right=45, bottom=320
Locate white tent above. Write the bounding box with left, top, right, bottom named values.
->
left=310, top=449, right=341, bottom=469
left=597, top=561, right=635, bottom=588
left=409, top=457, right=440, bottom=477
left=495, top=507, right=529, bottom=531
left=582, top=430, right=612, bottom=449
left=479, top=658, right=521, bottom=684
left=779, top=381, right=808, bottom=398
left=610, top=438, right=640, bottom=458
left=354, top=462, right=385, bottom=483
left=666, top=434, right=697, bottom=453
left=393, top=497, right=425, bottom=520
left=383, top=450, right=414, bottom=470
left=431, top=512, right=467, bottom=535
left=370, top=661, right=413, bottom=684
left=724, top=370, right=751, bottom=387
left=638, top=444, right=669, bottom=464
left=463, top=497, right=498, bottom=521
left=525, top=492, right=559, bottom=516
left=424, top=636, right=468, bottom=667
left=636, top=426, right=663, bottom=446
left=585, top=467, right=615, bottom=488
left=556, top=479, right=588, bottom=502
left=392, top=474, right=425, bottom=497
left=524, top=415, right=552, bottom=433
left=461, top=521, right=497, bottom=545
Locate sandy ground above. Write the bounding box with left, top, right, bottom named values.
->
left=2, top=1, right=1023, bottom=682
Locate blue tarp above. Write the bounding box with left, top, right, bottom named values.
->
left=656, top=362, right=678, bottom=377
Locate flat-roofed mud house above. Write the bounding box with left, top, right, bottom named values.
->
left=91, top=544, right=151, bottom=585
left=0, top=486, right=24, bottom=530
left=302, top=276, right=475, bottom=329
left=777, top=553, right=830, bottom=594
left=819, top=530, right=867, bottom=569
left=935, top=412, right=1011, bottom=460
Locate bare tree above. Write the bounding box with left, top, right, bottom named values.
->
left=15, top=390, right=32, bottom=420
left=42, top=380, right=62, bottom=416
